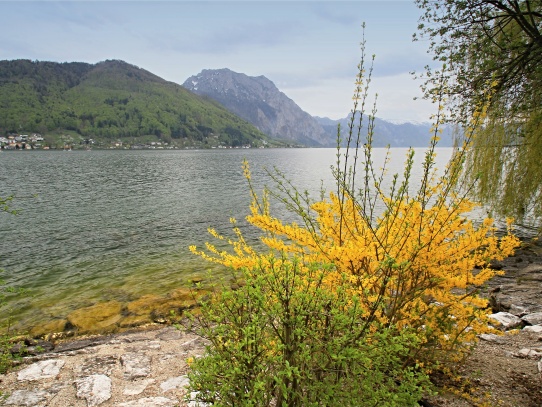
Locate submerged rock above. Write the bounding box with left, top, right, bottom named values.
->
left=67, top=301, right=122, bottom=333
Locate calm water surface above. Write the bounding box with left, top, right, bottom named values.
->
left=1, top=148, right=452, bottom=330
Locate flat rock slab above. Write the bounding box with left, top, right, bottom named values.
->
left=4, top=389, right=48, bottom=406
left=123, top=378, right=155, bottom=396
left=121, top=352, right=152, bottom=380
left=75, top=374, right=112, bottom=407
left=160, top=375, right=190, bottom=392
left=17, top=359, right=65, bottom=381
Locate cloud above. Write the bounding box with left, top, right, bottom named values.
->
left=371, top=51, right=432, bottom=77
left=309, top=3, right=361, bottom=25
left=158, top=20, right=302, bottom=54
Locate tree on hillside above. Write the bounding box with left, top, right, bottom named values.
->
left=414, top=0, right=542, bottom=227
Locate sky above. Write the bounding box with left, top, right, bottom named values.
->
left=1, top=0, right=438, bottom=122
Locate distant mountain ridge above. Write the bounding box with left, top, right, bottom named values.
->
left=183, top=69, right=329, bottom=146
left=183, top=68, right=455, bottom=147
left=316, top=115, right=455, bottom=148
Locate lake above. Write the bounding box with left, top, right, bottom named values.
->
left=0, top=147, right=469, bottom=331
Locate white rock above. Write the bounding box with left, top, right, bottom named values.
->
left=509, top=304, right=529, bottom=316
left=4, top=389, right=48, bottom=406
left=117, top=396, right=178, bottom=407
left=517, top=348, right=542, bottom=359
left=522, top=312, right=542, bottom=326
left=160, top=375, right=190, bottom=392
left=121, top=353, right=152, bottom=379
left=523, top=325, right=542, bottom=333
left=488, top=312, right=523, bottom=330
left=75, top=374, right=112, bottom=407
left=17, top=359, right=65, bottom=381
left=123, top=378, right=155, bottom=396
left=538, top=360, right=542, bottom=374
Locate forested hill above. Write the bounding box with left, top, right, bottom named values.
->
left=0, top=59, right=273, bottom=148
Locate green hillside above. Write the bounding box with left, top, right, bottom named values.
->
left=0, top=59, right=276, bottom=148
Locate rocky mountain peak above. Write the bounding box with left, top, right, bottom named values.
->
left=183, top=69, right=330, bottom=146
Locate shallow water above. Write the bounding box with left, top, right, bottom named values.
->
left=0, top=147, right=488, bottom=330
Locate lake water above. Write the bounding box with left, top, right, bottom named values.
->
left=0, top=147, right=467, bottom=330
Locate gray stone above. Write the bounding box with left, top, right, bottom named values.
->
left=123, top=378, right=155, bottom=396
left=488, top=312, right=523, bottom=330
left=117, top=397, right=178, bottom=407
left=160, top=375, right=190, bottom=392
left=522, top=312, right=542, bottom=326
left=79, top=355, right=118, bottom=375
left=75, top=374, right=112, bottom=407
left=523, top=325, right=542, bottom=333
left=17, top=359, right=65, bottom=381
left=121, top=352, right=151, bottom=380
left=4, top=389, right=48, bottom=406
left=478, top=333, right=506, bottom=343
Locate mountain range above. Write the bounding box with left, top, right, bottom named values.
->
left=0, top=59, right=454, bottom=148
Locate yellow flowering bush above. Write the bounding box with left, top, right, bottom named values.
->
left=187, top=40, right=519, bottom=405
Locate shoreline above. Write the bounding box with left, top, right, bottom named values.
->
left=1, top=239, right=542, bottom=406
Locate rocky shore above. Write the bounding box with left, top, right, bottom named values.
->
left=1, top=240, right=542, bottom=407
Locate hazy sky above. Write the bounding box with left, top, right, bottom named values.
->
left=1, top=0, right=437, bottom=122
